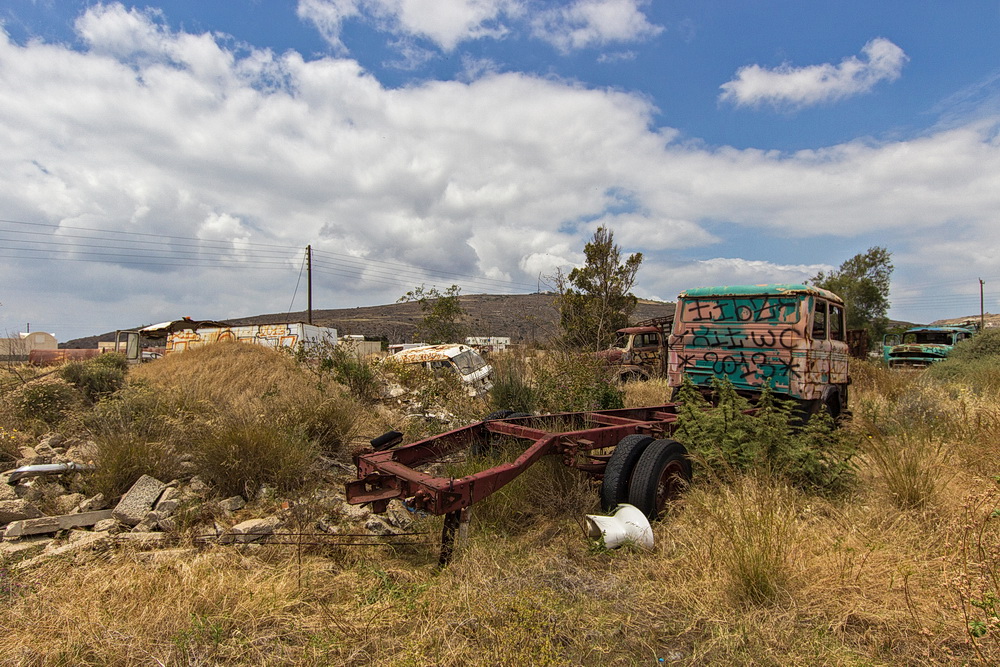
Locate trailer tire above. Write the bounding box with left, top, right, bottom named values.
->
left=627, top=439, right=692, bottom=520
left=600, top=434, right=655, bottom=511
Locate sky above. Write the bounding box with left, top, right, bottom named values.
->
left=1, top=1, right=999, bottom=341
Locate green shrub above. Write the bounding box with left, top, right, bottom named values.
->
left=489, top=353, right=537, bottom=414
left=11, top=381, right=81, bottom=429
left=84, top=383, right=184, bottom=498
left=316, top=343, right=380, bottom=403
left=671, top=378, right=856, bottom=494
left=59, top=353, right=128, bottom=402
left=532, top=350, right=623, bottom=413
left=192, top=411, right=316, bottom=499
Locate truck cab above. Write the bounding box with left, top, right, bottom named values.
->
left=667, top=284, right=850, bottom=418
left=882, top=325, right=975, bottom=368
left=600, top=316, right=673, bottom=382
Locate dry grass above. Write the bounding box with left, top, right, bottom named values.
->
left=5, top=348, right=1000, bottom=663
left=623, top=377, right=672, bottom=407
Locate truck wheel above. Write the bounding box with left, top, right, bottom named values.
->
left=600, top=434, right=655, bottom=511
left=627, top=439, right=692, bottom=520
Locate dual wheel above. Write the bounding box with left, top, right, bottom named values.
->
left=600, top=434, right=692, bottom=520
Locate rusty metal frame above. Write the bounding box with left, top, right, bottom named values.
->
left=345, top=405, right=683, bottom=516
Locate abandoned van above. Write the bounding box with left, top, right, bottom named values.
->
left=390, top=344, right=494, bottom=396
left=667, top=284, right=850, bottom=418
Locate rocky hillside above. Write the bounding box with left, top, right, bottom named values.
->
left=62, top=293, right=676, bottom=348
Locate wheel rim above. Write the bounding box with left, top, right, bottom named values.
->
left=654, top=459, right=687, bottom=514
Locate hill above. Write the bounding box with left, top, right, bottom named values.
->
left=61, top=293, right=676, bottom=348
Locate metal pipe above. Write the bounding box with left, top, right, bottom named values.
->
left=6, top=462, right=96, bottom=484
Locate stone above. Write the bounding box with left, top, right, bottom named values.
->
left=154, top=488, right=180, bottom=517
left=93, top=518, right=120, bottom=532
left=76, top=493, right=106, bottom=513
left=4, top=509, right=114, bottom=539
left=0, top=483, right=17, bottom=502
left=0, top=499, right=44, bottom=525
left=16, top=531, right=110, bottom=570
left=158, top=517, right=177, bottom=532
left=55, top=493, right=86, bottom=515
left=0, top=535, right=51, bottom=558
left=229, top=516, right=282, bottom=544
left=112, top=475, right=166, bottom=527
left=187, top=477, right=210, bottom=496
left=219, top=496, right=246, bottom=513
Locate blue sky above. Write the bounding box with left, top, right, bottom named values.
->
left=1, top=1, right=999, bottom=341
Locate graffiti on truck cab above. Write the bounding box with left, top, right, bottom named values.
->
left=681, top=297, right=800, bottom=324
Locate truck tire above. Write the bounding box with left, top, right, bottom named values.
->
left=600, top=434, right=655, bottom=511
left=627, top=439, right=692, bottom=520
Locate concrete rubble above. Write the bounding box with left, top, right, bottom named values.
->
left=0, top=431, right=416, bottom=568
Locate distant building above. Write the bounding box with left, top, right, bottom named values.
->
left=465, top=336, right=510, bottom=353
left=0, top=331, right=57, bottom=362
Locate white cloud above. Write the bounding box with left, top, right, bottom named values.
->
left=2, top=7, right=1000, bottom=338
left=298, top=0, right=660, bottom=55
left=299, top=0, right=517, bottom=53
left=531, top=0, right=662, bottom=53
left=719, top=38, right=908, bottom=109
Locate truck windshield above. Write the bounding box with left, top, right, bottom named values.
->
left=904, top=332, right=953, bottom=345
left=452, top=350, right=487, bottom=375
left=678, top=296, right=801, bottom=325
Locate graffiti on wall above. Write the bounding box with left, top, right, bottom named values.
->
left=167, top=324, right=308, bottom=353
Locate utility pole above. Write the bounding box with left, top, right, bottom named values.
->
left=307, top=245, right=313, bottom=325
left=980, top=278, right=985, bottom=330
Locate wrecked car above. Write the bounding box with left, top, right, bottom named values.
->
left=882, top=325, right=976, bottom=369
left=389, top=344, right=493, bottom=396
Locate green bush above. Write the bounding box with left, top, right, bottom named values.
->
left=532, top=350, right=623, bottom=413
left=317, top=344, right=380, bottom=403
left=192, top=411, right=316, bottom=499
left=60, top=353, right=128, bottom=402
left=927, top=329, right=1000, bottom=393
left=11, top=382, right=81, bottom=428
left=83, top=383, right=184, bottom=498
left=671, top=378, right=856, bottom=494
left=489, top=353, right=537, bottom=414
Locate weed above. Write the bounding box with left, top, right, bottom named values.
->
left=59, top=353, right=128, bottom=403
left=488, top=351, right=537, bottom=413
left=193, top=409, right=316, bottom=498
left=856, top=417, right=947, bottom=510
left=672, top=378, right=856, bottom=494
left=690, top=474, right=797, bottom=605
left=8, top=380, right=81, bottom=430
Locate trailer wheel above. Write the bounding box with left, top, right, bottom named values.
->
left=600, top=434, right=655, bottom=511
left=627, top=439, right=692, bottom=520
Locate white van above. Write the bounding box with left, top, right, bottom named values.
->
left=390, top=344, right=493, bottom=396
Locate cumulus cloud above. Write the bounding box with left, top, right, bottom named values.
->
left=531, top=0, right=663, bottom=53
left=719, top=38, right=908, bottom=109
left=2, top=6, right=1000, bottom=338
left=297, top=0, right=661, bottom=55
left=299, top=0, right=516, bottom=53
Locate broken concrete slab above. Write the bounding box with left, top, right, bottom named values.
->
left=0, top=499, right=44, bottom=525
left=76, top=493, right=106, bottom=513
left=4, top=509, right=114, bottom=539
left=15, top=531, right=110, bottom=570
left=93, top=518, right=120, bottom=533
left=0, top=535, right=52, bottom=558
left=112, top=475, right=166, bottom=527
left=222, top=516, right=282, bottom=544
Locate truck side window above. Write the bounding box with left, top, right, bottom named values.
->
left=637, top=333, right=659, bottom=348
left=829, top=304, right=844, bottom=341
left=812, top=301, right=828, bottom=340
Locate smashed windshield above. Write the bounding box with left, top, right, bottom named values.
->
left=452, top=350, right=487, bottom=375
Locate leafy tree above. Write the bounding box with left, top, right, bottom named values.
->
left=398, top=284, right=467, bottom=344
left=557, top=226, right=643, bottom=350
left=810, top=246, right=893, bottom=341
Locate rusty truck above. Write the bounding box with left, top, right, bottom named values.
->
left=603, top=284, right=850, bottom=419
